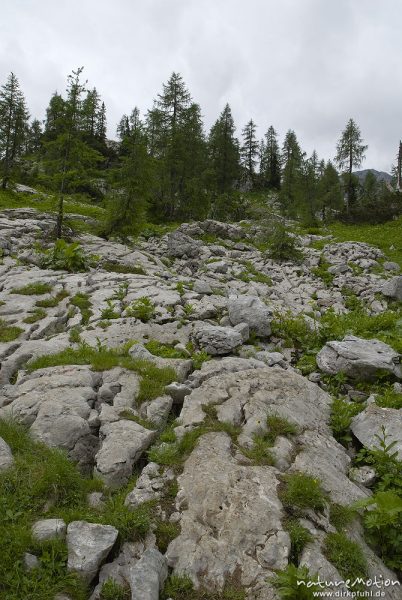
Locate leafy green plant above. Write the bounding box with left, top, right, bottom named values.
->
left=266, top=225, right=304, bottom=263
left=280, top=473, right=327, bottom=513
left=126, top=297, right=155, bottom=322
left=355, top=426, right=402, bottom=493
left=11, top=282, right=53, bottom=295
left=354, top=491, right=402, bottom=570
left=101, top=299, right=120, bottom=320
left=323, top=532, right=367, bottom=582
left=144, top=340, right=187, bottom=359
left=70, top=292, right=92, bottom=325
left=375, top=385, right=402, bottom=409
left=191, top=349, right=211, bottom=370
left=330, top=397, right=363, bottom=445
left=272, top=564, right=316, bottom=600
left=40, top=240, right=88, bottom=272
left=0, top=318, right=23, bottom=342
left=312, top=256, right=334, bottom=287
left=112, top=282, right=129, bottom=301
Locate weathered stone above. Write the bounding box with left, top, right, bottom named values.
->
left=94, top=420, right=157, bottom=488
left=351, top=404, right=402, bottom=460
left=166, top=231, right=202, bottom=258
left=32, top=519, right=66, bottom=542
left=349, top=466, right=377, bottom=487
left=125, top=463, right=175, bottom=509
left=24, top=552, right=39, bottom=570
left=67, top=521, right=118, bottom=584
left=192, top=324, right=243, bottom=355
left=0, top=436, right=13, bottom=471
left=129, top=548, right=168, bottom=600
left=382, top=276, right=402, bottom=300
left=228, top=295, right=272, bottom=337
left=166, top=432, right=289, bottom=591
left=316, top=335, right=401, bottom=380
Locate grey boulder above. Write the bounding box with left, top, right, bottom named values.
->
left=67, top=521, right=118, bottom=584
left=129, top=548, right=168, bottom=600
left=228, top=295, right=272, bottom=337
left=382, top=276, right=402, bottom=300
left=192, top=324, right=243, bottom=355
left=316, top=335, right=401, bottom=380
left=166, top=231, right=202, bottom=258
left=351, top=404, right=402, bottom=460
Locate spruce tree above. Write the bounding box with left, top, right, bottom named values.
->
left=0, top=72, right=29, bottom=189
left=105, top=112, right=151, bottom=237
left=240, top=119, right=258, bottom=187
left=208, top=103, right=240, bottom=195
left=335, top=118, right=367, bottom=213
left=259, top=125, right=281, bottom=190
left=317, top=161, right=343, bottom=222
left=41, top=67, right=102, bottom=237
left=279, top=129, right=303, bottom=215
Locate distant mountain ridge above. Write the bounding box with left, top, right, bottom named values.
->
left=353, top=169, right=392, bottom=183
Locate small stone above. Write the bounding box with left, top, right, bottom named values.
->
left=24, top=552, right=39, bottom=571
left=349, top=466, right=377, bottom=487
left=32, top=519, right=66, bottom=542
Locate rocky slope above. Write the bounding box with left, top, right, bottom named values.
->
left=0, top=208, right=401, bottom=599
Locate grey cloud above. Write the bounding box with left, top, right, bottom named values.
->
left=1, top=0, right=401, bottom=170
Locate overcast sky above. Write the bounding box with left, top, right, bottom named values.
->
left=1, top=0, right=401, bottom=171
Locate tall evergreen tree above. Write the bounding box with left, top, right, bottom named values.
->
left=297, top=151, right=321, bottom=224
left=240, top=119, right=258, bottom=187
left=97, top=101, right=107, bottom=141
left=208, top=103, right=240, bottom=195
left=44, top=92, right=65, bottom=140
left=279, top=129, right=303, bottom=214
left=105, top=114, right=152, bottom=237
left=25, top=119, right=43, bottom=154
left=147, top=72, right=207, bottom=219
left=335, top=118, right=367, bottom=213
left=0, top=72, right=29, bottom=189
left=41, top=67, right=101, bottom=237
left=317, top=160, right=343, bottom=222
left=259, top=125, right=281, bottom=190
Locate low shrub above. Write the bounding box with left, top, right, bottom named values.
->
left=39, top=240, right=89, bottom=273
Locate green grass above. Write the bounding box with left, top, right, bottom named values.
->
left=375, top=385, right=402, bottom=409
left=23, top=308, right=47, bottom=324
left=241, top=434, right=275, bottom=466
left=327, top=217, right=402, bottom=267
left=0, top=318, right=23, bottom=342
left=35, top=290, right=69, bottom=308
left=100, top=579, right=130, bottom=600
left=323, top=532, right=367, bottom=583
left=27, top=343, right=176, bottom=404
left=102, top=262, right=147, bottom=275
left=70, top=293, right=93, bottom=326
left=330, top=397, right=364, bottom=445
left=118, top=410, right=156, bottom=430
left=0, top=419, right=155, bottom=600
left=126, top=297, right=155, bottom=322
left=144, top=340, right=188, bottom=359
left=279, top=472, right=327, bottom=513
left=0, top=188, right=105, bottom=222
left=284, top=518, right=313, bottom=564
left=148, top=409, right=241, bottom=467
left=155, top=520, right=180, bottom=553
left=271, top=301, right=402, bottom=355
left=11, top=282, right=53, bottom=295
